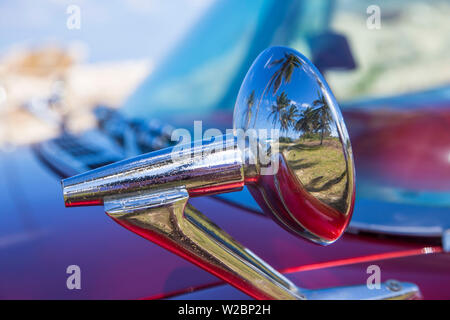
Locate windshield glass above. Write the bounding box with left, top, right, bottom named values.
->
left=122, top=0, right=281, bottom=119
left=123, top=0, right=450, bottom=120
left=327, top=0, right=450, bottom=102
left=122, top=0, right=336, bottom=120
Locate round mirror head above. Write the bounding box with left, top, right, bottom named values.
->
left=234, top=46, right=355, bottom=245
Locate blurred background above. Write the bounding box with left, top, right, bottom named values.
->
left=1, top=0, right=449, bottom=146
left=1, top=0, right=450, bottom=300
left=0, top=0, right=213, bottom=145
left=1, top=0, right=449, bottom=236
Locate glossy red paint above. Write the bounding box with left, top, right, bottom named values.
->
left=191, top=197, right=433, bottom=262
left=345, top=108, right=450, bottom=191
left=188, top=182, right=244, bottom=197
left=248, top=154, right=354, bottom=243
left=112, top=217, right=273, bottom=300
left=281, top=246, right=442, bottom=274
left=168, top=252, right=450, bottom=300
left=0, top=149, right=437, bottom=299
left=64, top=199, right=103, bottom=207
left=287, top=252, right=450, bottom=300
left=144, top=245, right=442, bottom=300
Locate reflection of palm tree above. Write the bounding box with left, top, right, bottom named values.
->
left=268, top=92, right=298, bottom=132
left=311, top=91, right=332, bottom=145
left=294, top=92, right=332, bottom=145
left=253, top=53, right=302, bottom=127
left=295, top=106, right=316, bottom=134
left=280, top=104, right=298, bottom=132
left=244, top=90, right=255, bottom=129
left=269, top=91, right=289, bottom=126
left=268, top=53, right=302, bottom=94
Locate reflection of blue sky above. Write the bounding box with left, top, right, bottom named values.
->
left=0, top=0, right=213, bottom=62
left=249, top=49, right=340, bottom=139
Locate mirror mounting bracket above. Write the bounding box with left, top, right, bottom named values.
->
left=104, top=187, right=304, bottom=300
left=103, top=188, right=420, bottom=300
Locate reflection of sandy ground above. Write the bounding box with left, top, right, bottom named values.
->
left=0, top=47, right=151, bottom=147
left=283, top=138, right=348, bottom=211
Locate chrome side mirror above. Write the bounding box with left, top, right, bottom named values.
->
left=233, top=46, right=355, bottom=244
left=61, top=47, right=417, bottom=300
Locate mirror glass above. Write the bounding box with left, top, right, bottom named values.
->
left=234, top=46, right=355, bottom=244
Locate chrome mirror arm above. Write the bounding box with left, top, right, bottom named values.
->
left=104, top=187, right=419, bottom=300
left=62, top=134, right=247, bottom=207
left=104, top=188, right=304, bottom=300
left=62, top=134, right=305, bottom=299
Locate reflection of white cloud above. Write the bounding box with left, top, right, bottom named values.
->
left=289, top=101, right=308, bottom=109
left=301, top=102, right=310, bottom=109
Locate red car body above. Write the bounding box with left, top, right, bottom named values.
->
left=0, top=99, right=449, bottom=299
left=1, top=0, right=449, bottom=300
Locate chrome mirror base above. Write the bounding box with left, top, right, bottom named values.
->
left=104, top=188, right=420, bottom=300
left=104, top=188, right=304, bottom=300
left=302, top=280, right=420, bottom=300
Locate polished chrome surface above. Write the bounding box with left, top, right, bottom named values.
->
left=302, top=280, right=420, bottom=300
left=62, top=135, right=244, bottom=206
left=234, top=46, right=355, bottom=244
left=61, top=47, right=367, bottom=300
left=103, top=187, right=419, bottom=300
left=104, top=188, right=303, bottom=300
left=170, top=279, right=421, bottom=300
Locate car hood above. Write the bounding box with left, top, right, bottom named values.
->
left=0, top=146, right=442, bottom=299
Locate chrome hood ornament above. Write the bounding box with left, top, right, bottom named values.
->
left=62, top=47, right=419, bottom=300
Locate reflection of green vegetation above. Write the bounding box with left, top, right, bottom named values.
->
left=295, top=106, right=316, bottom=135
left=280, top=104, right=298, bottom=132
left=311, top=91, right=332, bottom=145
left=283, top=137, right=348, bottom=212
left=267, top=53, right=302, bottom=94
left=269, top=91, right=299, bottom=132
left=269, top=92, right=290, bottom=126
left=279, top=136, right=293, bottom=143
left=266, top=88, right=333, bottom=145
left=253, top=53, right=302, bottom=127
left=244, top=90, right=255, bottom=129
left=293, top=91, right=332, bottom=145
